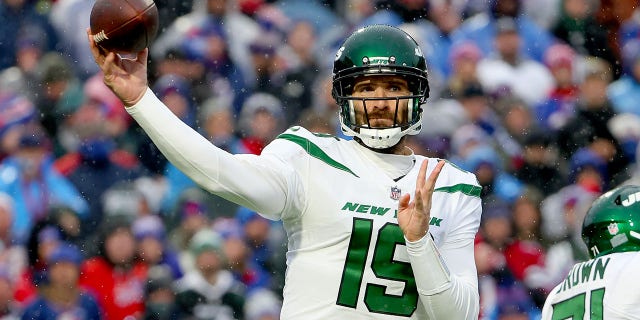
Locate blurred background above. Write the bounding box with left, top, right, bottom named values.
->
left=1, top=0, right=640, bottom=319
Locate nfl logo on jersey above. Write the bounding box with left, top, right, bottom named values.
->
left=390, top=186, right=401, bottom=200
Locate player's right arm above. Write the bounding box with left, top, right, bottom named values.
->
left=87, top=29, right=300, bottom=219
left=127, top=89, right=302, bottom=219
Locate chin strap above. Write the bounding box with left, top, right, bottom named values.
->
left=341, top=97, right=422, bottom=149
left=358, top=127, right=403, bottom=149
left=341, top=119, right=422, bottom=149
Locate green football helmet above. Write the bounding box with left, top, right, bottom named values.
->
left=582, top=185, right=640, bottom=259
left=332, top=24, right=429, bottom=149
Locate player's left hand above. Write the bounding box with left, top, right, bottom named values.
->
left=397, top=159, right=445, bottom=242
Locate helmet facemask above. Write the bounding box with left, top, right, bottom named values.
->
left=334, top=72, right=427, bottom=149
left=331, top=25, right=430, bottom=149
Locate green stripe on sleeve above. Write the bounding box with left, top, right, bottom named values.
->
left=435, top=184, right=481, bottom=197
left=277, top=133, right=359, bottom=178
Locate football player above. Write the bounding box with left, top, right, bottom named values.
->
left=88, top=24, right=481, bottom=319
left=541, top=184, right=640, bottom=319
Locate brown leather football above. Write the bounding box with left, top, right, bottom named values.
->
left=90, top=0, right=159, bottom=53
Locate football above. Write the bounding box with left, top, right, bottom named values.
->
left=90, top=0, right=159, bottom=53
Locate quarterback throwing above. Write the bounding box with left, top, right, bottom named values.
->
left=88, top=24, right=482, bottom=319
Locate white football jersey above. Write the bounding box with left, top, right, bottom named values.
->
left=261, top=127, right=482, bottom=319
left=541, top=251, right=640, bottom=320
left=128, top=91, right=482, bottom=319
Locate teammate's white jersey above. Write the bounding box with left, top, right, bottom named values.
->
left=128, top=89, right=482, bottom=319
left=541, top=251, right=640, bottom=320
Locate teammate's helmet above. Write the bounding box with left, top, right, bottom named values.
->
left=332, top=24, right=429, bottom=149
left=582, top=185, right=640, bottom=259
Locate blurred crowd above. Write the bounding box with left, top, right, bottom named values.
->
left=1, top=0, right=640, bottom=319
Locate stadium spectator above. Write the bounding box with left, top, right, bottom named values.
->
left=476, top=17, right=554, bottom=107
left=168, top=197, right=213, bottom=255
left=54, top=76, right=146, bottom=235
left=175, top=228, right=245, bottom=319
left=21, top=243, right=102, bottom=320
left=0, top=125, right=88, bottom=244
left=619, top=4, right=640, bottom=48
left=245, top=32, right=288, bottom=105
left=132, top=215, right=184, bottom=280
left=199, top=96, right=247, bottom=154
left=48, top=0, right=99, bottom=80
left=451, top=0, right=555, bottom=63
left=513, top=131, right=566, bottom=196
left=476, top=197, right=542, bottom=319
left=0, top=25, right=46, bottom=98
left=607, top=113, right=640, bottom=165
left=15, top=225, right=63, bottom=306
left=0, top=0, right=58, bottom=71
left=534, top=43, right=580, bottom=131
left=504, top=189, right=548, bottom=306
left=540, top=168, right=601, bottom=257
left=151, top=0, right=261, bottom=86
left=400, top=0, right=463, bottom=93
left=460, top=145, right=524, bottom=204
left=293, top=110, right=336, bottom=142
left=43, top=205, right=84, bottom=249
left=218, top=209, right=276, bottom=294
left=493, top=96, right=538, bottom=165
left=237, top=92, right=285, bottom=155
left=441, top=41, right=483, bottom=99
left=0, top=91, right=37, bottom=161
left=142, top=265, right=183, bottom=320
left=79, top=217, right=148, bottom=320
left=277, top=21, right=319, bottom=124
left=556, top=57, right=630, bottom=185
left=551, top=0, right=619, bottom=78
left=475, top=238, right=509, bottom=320
left=32, top=53, right=84, bottom=156
left=180, top=16, right=249, bottom=109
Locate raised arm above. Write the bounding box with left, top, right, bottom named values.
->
left=86, top=30, right=298, bottom=218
